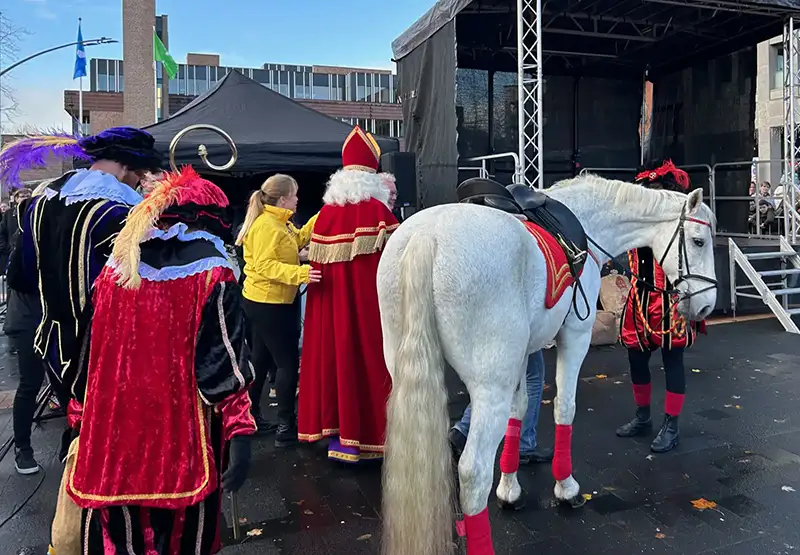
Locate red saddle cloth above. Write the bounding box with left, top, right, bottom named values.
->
left=522, top=221, right=581, bottom=309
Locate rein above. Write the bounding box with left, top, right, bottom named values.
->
left=585, top=201, right=717, bottom=332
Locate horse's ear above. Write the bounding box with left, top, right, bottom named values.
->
left=687, top=188, right=703, bottom=215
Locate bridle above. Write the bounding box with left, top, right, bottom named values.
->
left=588, top=200, right=718, bottom=302
left=655, top=203, right=718, bottom=300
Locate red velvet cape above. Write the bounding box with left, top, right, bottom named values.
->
left=67, top=266, right=245, bottom=510
left=298, top=198, right=399, bottom=462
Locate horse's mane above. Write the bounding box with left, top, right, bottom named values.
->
left=551, top=173, right=716, bottom=229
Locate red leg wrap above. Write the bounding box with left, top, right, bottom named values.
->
left=664, top=392, right=685, bottom=416
left=499, top=418, right=522, bottom=474
left=632, top=383, right=652, bottom=407
left=552, top=424, right=573, bottom=481
left=464, top=507, right=494, bottom=555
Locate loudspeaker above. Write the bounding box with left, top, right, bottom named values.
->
left=380, top=151, right=417, bottom=208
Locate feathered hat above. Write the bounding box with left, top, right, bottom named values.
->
left=342, top=126, right=381, bottom=173
left=111, top=166, right=230, bottom=289
left=634, top=159, right=690, bottom=192
left=0, top=127, right=162, bottom=190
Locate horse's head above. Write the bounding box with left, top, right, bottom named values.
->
left=650, top=188, right=717, bottom=322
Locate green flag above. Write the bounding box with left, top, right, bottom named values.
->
left=153, top=31, right=178, bottom=79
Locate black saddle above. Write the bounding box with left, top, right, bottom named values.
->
left=456, top=177, right=589, bottom=276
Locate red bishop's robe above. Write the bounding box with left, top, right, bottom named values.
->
left=298, top=197, right=399, bottom=463
left=620, top=247, right=705, bottom=351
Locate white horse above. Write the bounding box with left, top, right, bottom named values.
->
left=376, top=175, right=717, bottom=555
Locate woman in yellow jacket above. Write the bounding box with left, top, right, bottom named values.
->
left=236, top=174, right=320, bottom=447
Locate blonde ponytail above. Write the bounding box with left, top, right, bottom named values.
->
left=235, top=174, right=298, bottom=246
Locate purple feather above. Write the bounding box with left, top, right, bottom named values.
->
left=0, top=131, right=92, bottom=191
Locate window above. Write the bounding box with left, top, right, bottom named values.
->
left=334, top=75, right=346, bottom=100
left=97, top=59, right=108, bottom=91
left=118, top=61, right=124, bottom=93
left=278, top=70, right=289, bottom=96
left=357, top=72, right=366, bottom=101
left=375, top=119, right=391, bottom=136
left=177, top=65, right=187, bottom=95
left=313, top=73, right=330, bottom=100
left=773, top=46, right=784, bottom=90
left=196, top=65, right=209, bottom=95
left=295, top=72, right=309, bottom=99
left=379, top=74, right=390, bottom=103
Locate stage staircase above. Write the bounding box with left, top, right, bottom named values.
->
left=729, top=236, right=800, bottom=334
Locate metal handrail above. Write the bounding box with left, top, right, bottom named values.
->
left=464, top=152, right=522, bottom=184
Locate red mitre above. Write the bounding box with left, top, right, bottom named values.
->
left=342, top=126, right=381, bottom=173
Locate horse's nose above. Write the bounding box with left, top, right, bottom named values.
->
left=696, top=305, right=712, bottom=321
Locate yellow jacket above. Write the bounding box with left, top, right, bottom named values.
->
left=242, top=205, right=318, bottom=304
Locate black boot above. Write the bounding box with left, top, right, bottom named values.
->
left=616, top=406, right=652, bottom=438
left=650, top=414, right=680, bottom=453
left=275, top=421, right=298, bottom=448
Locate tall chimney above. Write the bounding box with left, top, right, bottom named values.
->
left=122, top=0, right=156, bottom=127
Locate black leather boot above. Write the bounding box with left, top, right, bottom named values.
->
left=616, top=406, right=652, bottom=438
left=650, top=414, right=680, bottom=453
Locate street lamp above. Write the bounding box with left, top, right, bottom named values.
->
left=0, top=37, right=117, bottom=78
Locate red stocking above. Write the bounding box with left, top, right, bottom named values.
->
left=464, top=507, right=494, bottom=555
left=499, top=418, right=522, bottom=474
left=552, top=424, right=573, bottom=481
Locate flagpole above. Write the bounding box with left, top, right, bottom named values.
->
left=77, top=18, right=84, bottom=136
left=153, top=25, right=158, bottom=123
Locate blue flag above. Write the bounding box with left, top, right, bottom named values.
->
left=74, top=21, right=87, bottom=79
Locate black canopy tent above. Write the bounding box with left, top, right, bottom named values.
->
left=144, top=70, right=399, bottom=175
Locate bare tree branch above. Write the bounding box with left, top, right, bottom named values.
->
left=0, top=13, right=31, bottom=129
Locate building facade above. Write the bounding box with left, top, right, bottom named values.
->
left=755, top=35, right=785, bottom=186
left=64, top=8, right=402, bottom=145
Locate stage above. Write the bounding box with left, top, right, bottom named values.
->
left=2, top=318, right=800, bottom=554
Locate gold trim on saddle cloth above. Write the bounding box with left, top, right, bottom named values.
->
left=308, top=222, right=399, bottom=264
left=523, top=223, right=574, bottom=306
left=68, top=393, right=211, bottom=503
left=329, top=450, right=384, bottom=463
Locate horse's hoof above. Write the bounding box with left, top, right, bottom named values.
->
left=497, top=495, right=526, bottom=511
left=560, top=493, right=586, bottom=509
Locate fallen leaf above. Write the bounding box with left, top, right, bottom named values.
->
left=655, top=533, right=666, bottom=539
left=614, top=381, right=623, bottom=385
left=238, top=517, right=248, bottom=525
left=595, top=374, right=608, bottom=379
left=692, top=368, right=701, bottom=373
left=541, top=399, right=552, bottom=405
left=775, top=419, right=787, bottom=424
left=735, top=405, right=742, bottom=410
left=691, top=498, right=718, bottom=511
left=646, top=454, right=654, bottom=461
left=582, top=493, right=593, bottom=501
left=724, top=404, right=733, bottom=408
left=754, top=368, right=762, bottom=372
left=781, top=486, right=796, bottom=492
left=303, top=509, right=314, bottom=515
left=732, top=395, right=741, bottom=399
left=269, top=403, right=278, bottom=407
left=246, top=528, right=263, bottom=537
left=357, top=534, right=372, bottom=541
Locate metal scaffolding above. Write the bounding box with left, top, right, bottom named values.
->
left=516, top=0, right=543, bottom=188
left=783, top=16, right=800, bottom=243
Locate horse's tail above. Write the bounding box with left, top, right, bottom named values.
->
left=382, top=233, right=454, bottom=555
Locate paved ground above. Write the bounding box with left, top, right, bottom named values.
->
left=1, top=317, right=800, bottom=554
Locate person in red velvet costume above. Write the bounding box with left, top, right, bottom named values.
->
left=298, top=126, right=399, bottom=463
left=64, top=167, right=256, bottom=554
left=617, top=160, right=707, bottom=453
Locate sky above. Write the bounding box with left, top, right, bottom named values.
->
left=1, top=0, right=432, bottom=132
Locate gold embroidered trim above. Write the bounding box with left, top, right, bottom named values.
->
left=342, top=164, right=377, bottom=173
left=328, top=450, right=384, bottom=463
left=308, top=223, right=399, bottom=264
left=69, top=393, right=211, bottom=503
left=298, top=429, right=384, bottom=452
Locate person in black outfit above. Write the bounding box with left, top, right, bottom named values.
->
left=5, top=188, right=45, bottom=474
left=0, top=188, right=31, bottom=272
